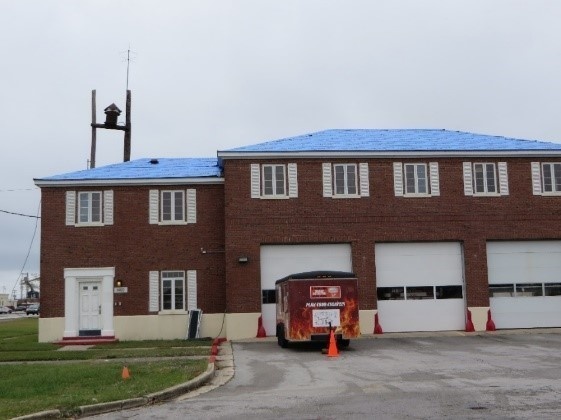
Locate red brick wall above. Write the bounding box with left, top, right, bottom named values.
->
left=39, top=184, right=225, bottom=318
left=223, top=158, right=561, bottom=312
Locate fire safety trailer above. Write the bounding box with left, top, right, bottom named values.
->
left=275, top=271, right=360, bottom=348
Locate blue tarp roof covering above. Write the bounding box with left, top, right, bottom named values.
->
left=222, top=129, right=561, bottom=152
left=37, top=158, right=221, bottom=181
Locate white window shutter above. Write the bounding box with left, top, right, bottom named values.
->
left=322, top=163, right=332, bottom=197
left=65, top=191, right=76, bottom=226
left=531, top=162, right=542, bottom=195
left=186, top=189, right=197, bottom=223
left=393, top=162, right=403, bottom=196
left=250, top=164, right=261, bottom=198
left=288, top=163, right=298, bottom=198
left=359, top=163, right=370, bottom=197
left=498, top=162, right=509, bottom=195
left=103, top=190, right=114, bottom=225
left=429, top=162, right=440, bottom=196
left=463, top=162, right=473, bottom=196
left=149, top=190, right=159, bottom=224
left=149, top=271, right=159, bottom=312
left=187, top=270, right=197, bottom=310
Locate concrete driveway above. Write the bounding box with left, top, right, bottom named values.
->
left=92, top=331, right=561, bottom=419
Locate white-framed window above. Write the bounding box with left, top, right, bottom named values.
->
left=322, top=162, right=369, bottom=198
left=65, top=190, right=114, bottom=226
left=161, top=190, right=184, bottom=222
left=532, top=162, right=561, bottom=195
left=250, top=163, right=298, bottom=199
left=393, top=162, right=439, bottom=197
left=263, top=164, right=286, bottom=197
left=473, top=163, right=497, bottom=194
left=149, top=189, right=196, bottom=225
left=334, top=164, right=358, bottom=196
left=161, top=271, right=185, bottom=311
left=463, top=162, right=508, bottom=196
left=404, top=163, right=428, bottom=195
left=149, top=270, right=197, bottom=313
left=78, top=191, right=102, bottom=223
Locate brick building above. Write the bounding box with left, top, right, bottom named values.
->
left=34, top=129, right=561, bottom=342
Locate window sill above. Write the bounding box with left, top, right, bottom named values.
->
left=331, top=194, right=361, bottom=199
left=74, top=222, right=105, bottom=227
left=403, top=193, right=432, bottom=198
left=158, top=221, right=189, bottom=226
left=540, top=192, right=561, bottom=196
left=158, top=310, right=188, bottom=315
left=259, top=195, right=290, bottom=200
left=472, top=193, right=501, bottom=197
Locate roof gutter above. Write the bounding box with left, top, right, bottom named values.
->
left=34, top=177, right=225, bottom=188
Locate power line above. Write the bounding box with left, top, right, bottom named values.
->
left=0, top=188, right=37, bottom=192
left=0, top=209, right=40, bottom=219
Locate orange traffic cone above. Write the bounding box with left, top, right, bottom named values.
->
left=122, top=365, right=130, bottom=380
left=327, top=329, right=339, bottom=358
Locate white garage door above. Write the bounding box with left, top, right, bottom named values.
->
left=488, top=241, right=561, bottom=329
left=375, top=242, right=466, bottom=333
left=260, top=244, right=352, bottom=336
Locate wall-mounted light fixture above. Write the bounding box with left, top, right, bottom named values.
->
left=115, top=280, right=122, bottom=287
left=238, top=256, right=249, bottom=264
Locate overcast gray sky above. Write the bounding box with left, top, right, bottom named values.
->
left=1, top=0, right=561, bottom=298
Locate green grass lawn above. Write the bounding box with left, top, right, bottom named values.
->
left=0, top=318, right=212, bottom=419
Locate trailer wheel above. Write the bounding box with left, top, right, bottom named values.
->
left=338, top=339, right=350, bottom=349
left=277, top=324, right=288, bottom=348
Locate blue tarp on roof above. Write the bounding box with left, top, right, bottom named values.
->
left=222, top=129, right=561, bottom=152
left=37, top=158, right=221, bottom=181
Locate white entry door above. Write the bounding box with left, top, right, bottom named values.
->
left=80, top=282, right=101, bottom=332
left=260, top=244, right=353, bottom=336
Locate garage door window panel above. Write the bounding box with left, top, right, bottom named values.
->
left=489, top=284, right=514, bottom=297
left=544, top=283, right=561, bottom=296
left=377, top=287, right=405, bottom=301
left=516, top=283, right=543, bottom=297
left=436, top=285, right=463, bottom=299
left=406, top=286, right=434, bottom=300
left=262, top=289, right=276, bottom=304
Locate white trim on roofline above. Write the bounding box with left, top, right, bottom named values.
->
left=217, top=150, right=561, bottom=163
left=34, top=177, right=225, bottom=188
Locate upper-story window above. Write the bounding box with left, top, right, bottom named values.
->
left=531, top=162, right=561, bottom=195
left=473, top=163, right=497, bottom=194
left=393, top=162, right=439, bottom=197
left=463, top=162, right=509, bottom=196
left=323, top=162, right=369, bottom=198
left=404, top=163, right=428, bottom=195
left=66, top=190, right=113, bottom=226
left=251, top=163, right=298, bottom=199
left=161, top=190, right=185, bottom=222
left=78, top=192, right=102, bottom=223
left=263, top=164, right=286, bottom=196
left=334, top=164, right=357, bottom=195
left=149, top=189, right=197, bottom=225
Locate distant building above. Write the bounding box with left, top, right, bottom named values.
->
left=34, top=129, right=561, bottom=342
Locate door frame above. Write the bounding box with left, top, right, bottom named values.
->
left=63, top=267, right=115, bottom=338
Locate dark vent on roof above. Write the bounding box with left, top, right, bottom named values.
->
left=149, top=159, right=159, bottom=165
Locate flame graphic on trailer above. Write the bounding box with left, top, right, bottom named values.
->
left=275, top=271, right=360, bottom=344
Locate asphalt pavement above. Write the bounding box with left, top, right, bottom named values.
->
left=89, top=330, right=561, bottom=420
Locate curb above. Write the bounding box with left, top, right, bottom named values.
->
left=12, top=339, right=228, bottom=420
